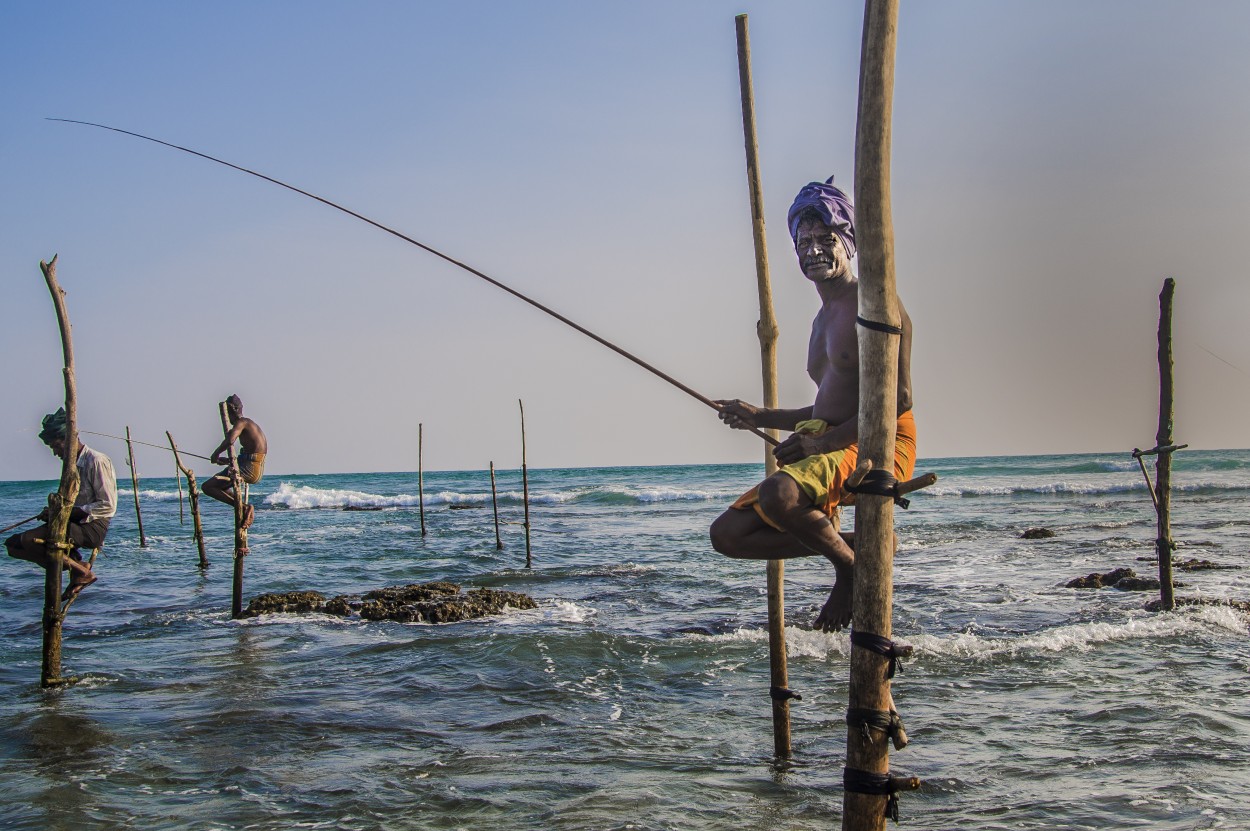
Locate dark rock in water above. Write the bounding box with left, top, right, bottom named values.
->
left=242, top=591, right=327, bottom=617
left=1021, top=528, right=1056, bottom=539
left=1145, top=595, right=1250, bottom=613
left=1175, top=558, right=1238, bottom=572
left=1111, top=575, right=1160, bottom=591
left=343, top=505, right=383, bottom=512
left=448, top=504, right=485, bottom=510
left=1066, top=568, right=1136, bottom=589
left=243, top=581, right=536, bottom=623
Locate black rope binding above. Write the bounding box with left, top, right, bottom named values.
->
left=769, top=686, right=802, bottom=702
left=856, top=315, right=904, bottom=336
left=850, top=630, right=911, bottom=679
left=843, top=768, right=902, bottom=823
left=845, top=469, right=911, bottom=509
left=847, top=707, right=905, bottom=747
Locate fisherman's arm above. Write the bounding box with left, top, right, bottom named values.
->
left=209, top=421, right=245, bottom=464
left=715, top=400, right=813, bottom=432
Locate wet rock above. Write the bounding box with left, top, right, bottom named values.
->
left=1111, top=575, right=1160, bottom=591
left=244, top=581, right=536, bottom=623
left=242, top=591, right=327, bottom=617
left=1021, top=528, right=1056, bottom=539
left=1145, top=596, right=1250, bottom=613
left=1174, top=558, right=1238, bottom=572
left=448, top=504, right=485, bottom=510
left=1066, top=568, right=1137, bottom=589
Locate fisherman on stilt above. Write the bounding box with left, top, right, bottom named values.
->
left=203, top=394, right=268, bottom=529
left=5, top=408, right=117, bottom=601
left=710, top=177, right=916, bottom=631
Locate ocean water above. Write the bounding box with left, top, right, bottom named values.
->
left=0, top=449, right=1247, bottom=830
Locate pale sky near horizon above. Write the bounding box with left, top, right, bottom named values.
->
left=4, top=1, right=1250, bottom=481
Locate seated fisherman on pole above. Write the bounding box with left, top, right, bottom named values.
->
left=5, top=408, right=117, bottom=601
left=203, top=394, right=267, bottom=530
left=710, top=177, right=915, bottom=633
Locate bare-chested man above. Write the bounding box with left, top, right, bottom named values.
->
left=710, top=177, right=915, bottom=632
left=203, top=394, right=268, bottom=529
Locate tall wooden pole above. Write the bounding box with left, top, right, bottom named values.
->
left=519, top=399, right=532, bottom=569
left=125, top=426, right=147, bottom=547
left=735, top=12, right=792, bottom=760
left=490, top=461, right=503, bottom=550
left=219, top=401, right=247, bottom=618
left=418, top=423, right=427, bottom=537
left=845, top=2, right=911, bottom=828
left=1154, top=278, right=1177, bottom=610
left=39, top=255, right=80, bottom=687
left=168, top=431, right=208, bottom=569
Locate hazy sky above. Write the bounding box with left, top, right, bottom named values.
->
left=4, top=1, right=1250, bottom=481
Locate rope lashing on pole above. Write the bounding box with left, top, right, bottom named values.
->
left=769, top=686, right=802, bottom=702
left=842, top=768, right=921, bottom=823
left=51, top=118, right=779, bottom=448
left=847, top=707, right=909, bottom=750
left=855, top=316, right=904, bottom=336
left=849, top=630, right=912, bottom=679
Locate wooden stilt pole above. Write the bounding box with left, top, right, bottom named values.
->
left=168, top=431, right=208, bottom=569
left=735, top=12, right=793, bottom=761
left=38, top=255, right=81, bottom=688
left=844, top=2, right=919, bottom=828
left=519, top=399, right=532, bottom=569
left=219, top=401, right=248, bottom=618
left=490, top=461, right=503, bottom=550
left=1154, top=278, right=1177, bottom=610
left=418, top=423, right=427, bottom=537
left=125, top=426, right=147, bottom=547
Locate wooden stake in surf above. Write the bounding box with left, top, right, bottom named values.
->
left=735, top=12, right=794, bottom=761
left=219, top=401, right=249, bottom=618
left=50, top=118, right=779, bottom=450
left=125, top=426, right=147, bottom=547
left=844, top=2, right=921, bottom=828
left=418, top=423, right=427, bottom=537
left=168, top=431, right=208, bottom=569
left=490, top=461, right=503, bottom=551
left=38, top=255, right=82, bottom=688
left=519, top=400, right=532, bottom=569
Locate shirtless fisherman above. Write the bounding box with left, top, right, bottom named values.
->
left=203, top=394, right=268, bottom=529
left=710, top=177, right=915, bottom=632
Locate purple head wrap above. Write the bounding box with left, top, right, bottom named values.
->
left=787, top=176, right=856, bottom=259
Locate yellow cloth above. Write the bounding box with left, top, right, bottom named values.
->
left=730, top=410, right=917, bottom=531
left=239, top=453, right=266, bottom=485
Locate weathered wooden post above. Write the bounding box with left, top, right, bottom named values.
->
left=168, top=431, right=208, bottom=569
left=38, top=255, right=81, bottom=688
left=219, top=401, right=248, bottom=618
left=1153, top=278, right=1177, bottom=609
left=844, top=2, right=920, bottom=828
left=490, top=461, right=503, bottom=550
left=418, top=422, right=427, bottom=537
left=519, top=399, right=532, bottom=568
left=125, top=426, right=147, bottom=547
left=735, top=12, right=794, bottom=760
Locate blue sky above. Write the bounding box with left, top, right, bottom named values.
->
left=4, top=1, right=1250, bottom=480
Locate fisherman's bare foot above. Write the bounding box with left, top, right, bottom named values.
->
left=241, top=504, right=255, bottom=530
left=814, top=572, right=853, bottom=632
left=61, top=572, right=97, bottom=602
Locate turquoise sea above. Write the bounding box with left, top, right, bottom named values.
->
left=1, top=449, right=1247, bottom=830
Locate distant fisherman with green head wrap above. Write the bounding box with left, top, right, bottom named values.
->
left=5, top=408, right=118, bottom=601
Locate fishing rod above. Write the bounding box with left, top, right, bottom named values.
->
left=80, top=430, right=214, bottom=462
left=50, top=118, right=781, bottom=448
left=0, top=514, right=42, bottom=535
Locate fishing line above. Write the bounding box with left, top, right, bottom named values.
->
left=81, top=430, right=213, bottom=461
left=50, top=118, right=780, bottom=447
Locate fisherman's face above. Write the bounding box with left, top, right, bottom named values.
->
left=795, top=217, right=850, bottom=283
left=47, top=437, right=67, bottom=460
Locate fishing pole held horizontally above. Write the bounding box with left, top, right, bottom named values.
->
left=50, top=118, right=781, bottom=447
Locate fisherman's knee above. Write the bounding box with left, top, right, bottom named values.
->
left=709, top=512, right=738, bottom=556
left=757, top=474, right=802, bottom=517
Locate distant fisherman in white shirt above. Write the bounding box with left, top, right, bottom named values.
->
left=5, top=408, right=117, bottom=601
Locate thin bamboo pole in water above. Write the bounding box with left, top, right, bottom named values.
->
left=735, top=12, right=793, bottom=761
left=219, top=401, right=248, bottom=618
left=168, top=431, right=208, bottom=569
left=126, top=426, right=147, bottom=547
left=490, top=462, right=503, bottom=550
left=519, top=400, right=532, bottom=569
left=39, top=255, right=81, bottom=688
left=418, top=423, right=427, bottom=537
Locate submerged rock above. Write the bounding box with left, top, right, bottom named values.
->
left=1021, top=528, right=1056, bottom=539
left=242, top=591, right=327, bottom=616
left=243, top=582, right=536, bottom=623
left=1066, top=568, right=1178, bottom=592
